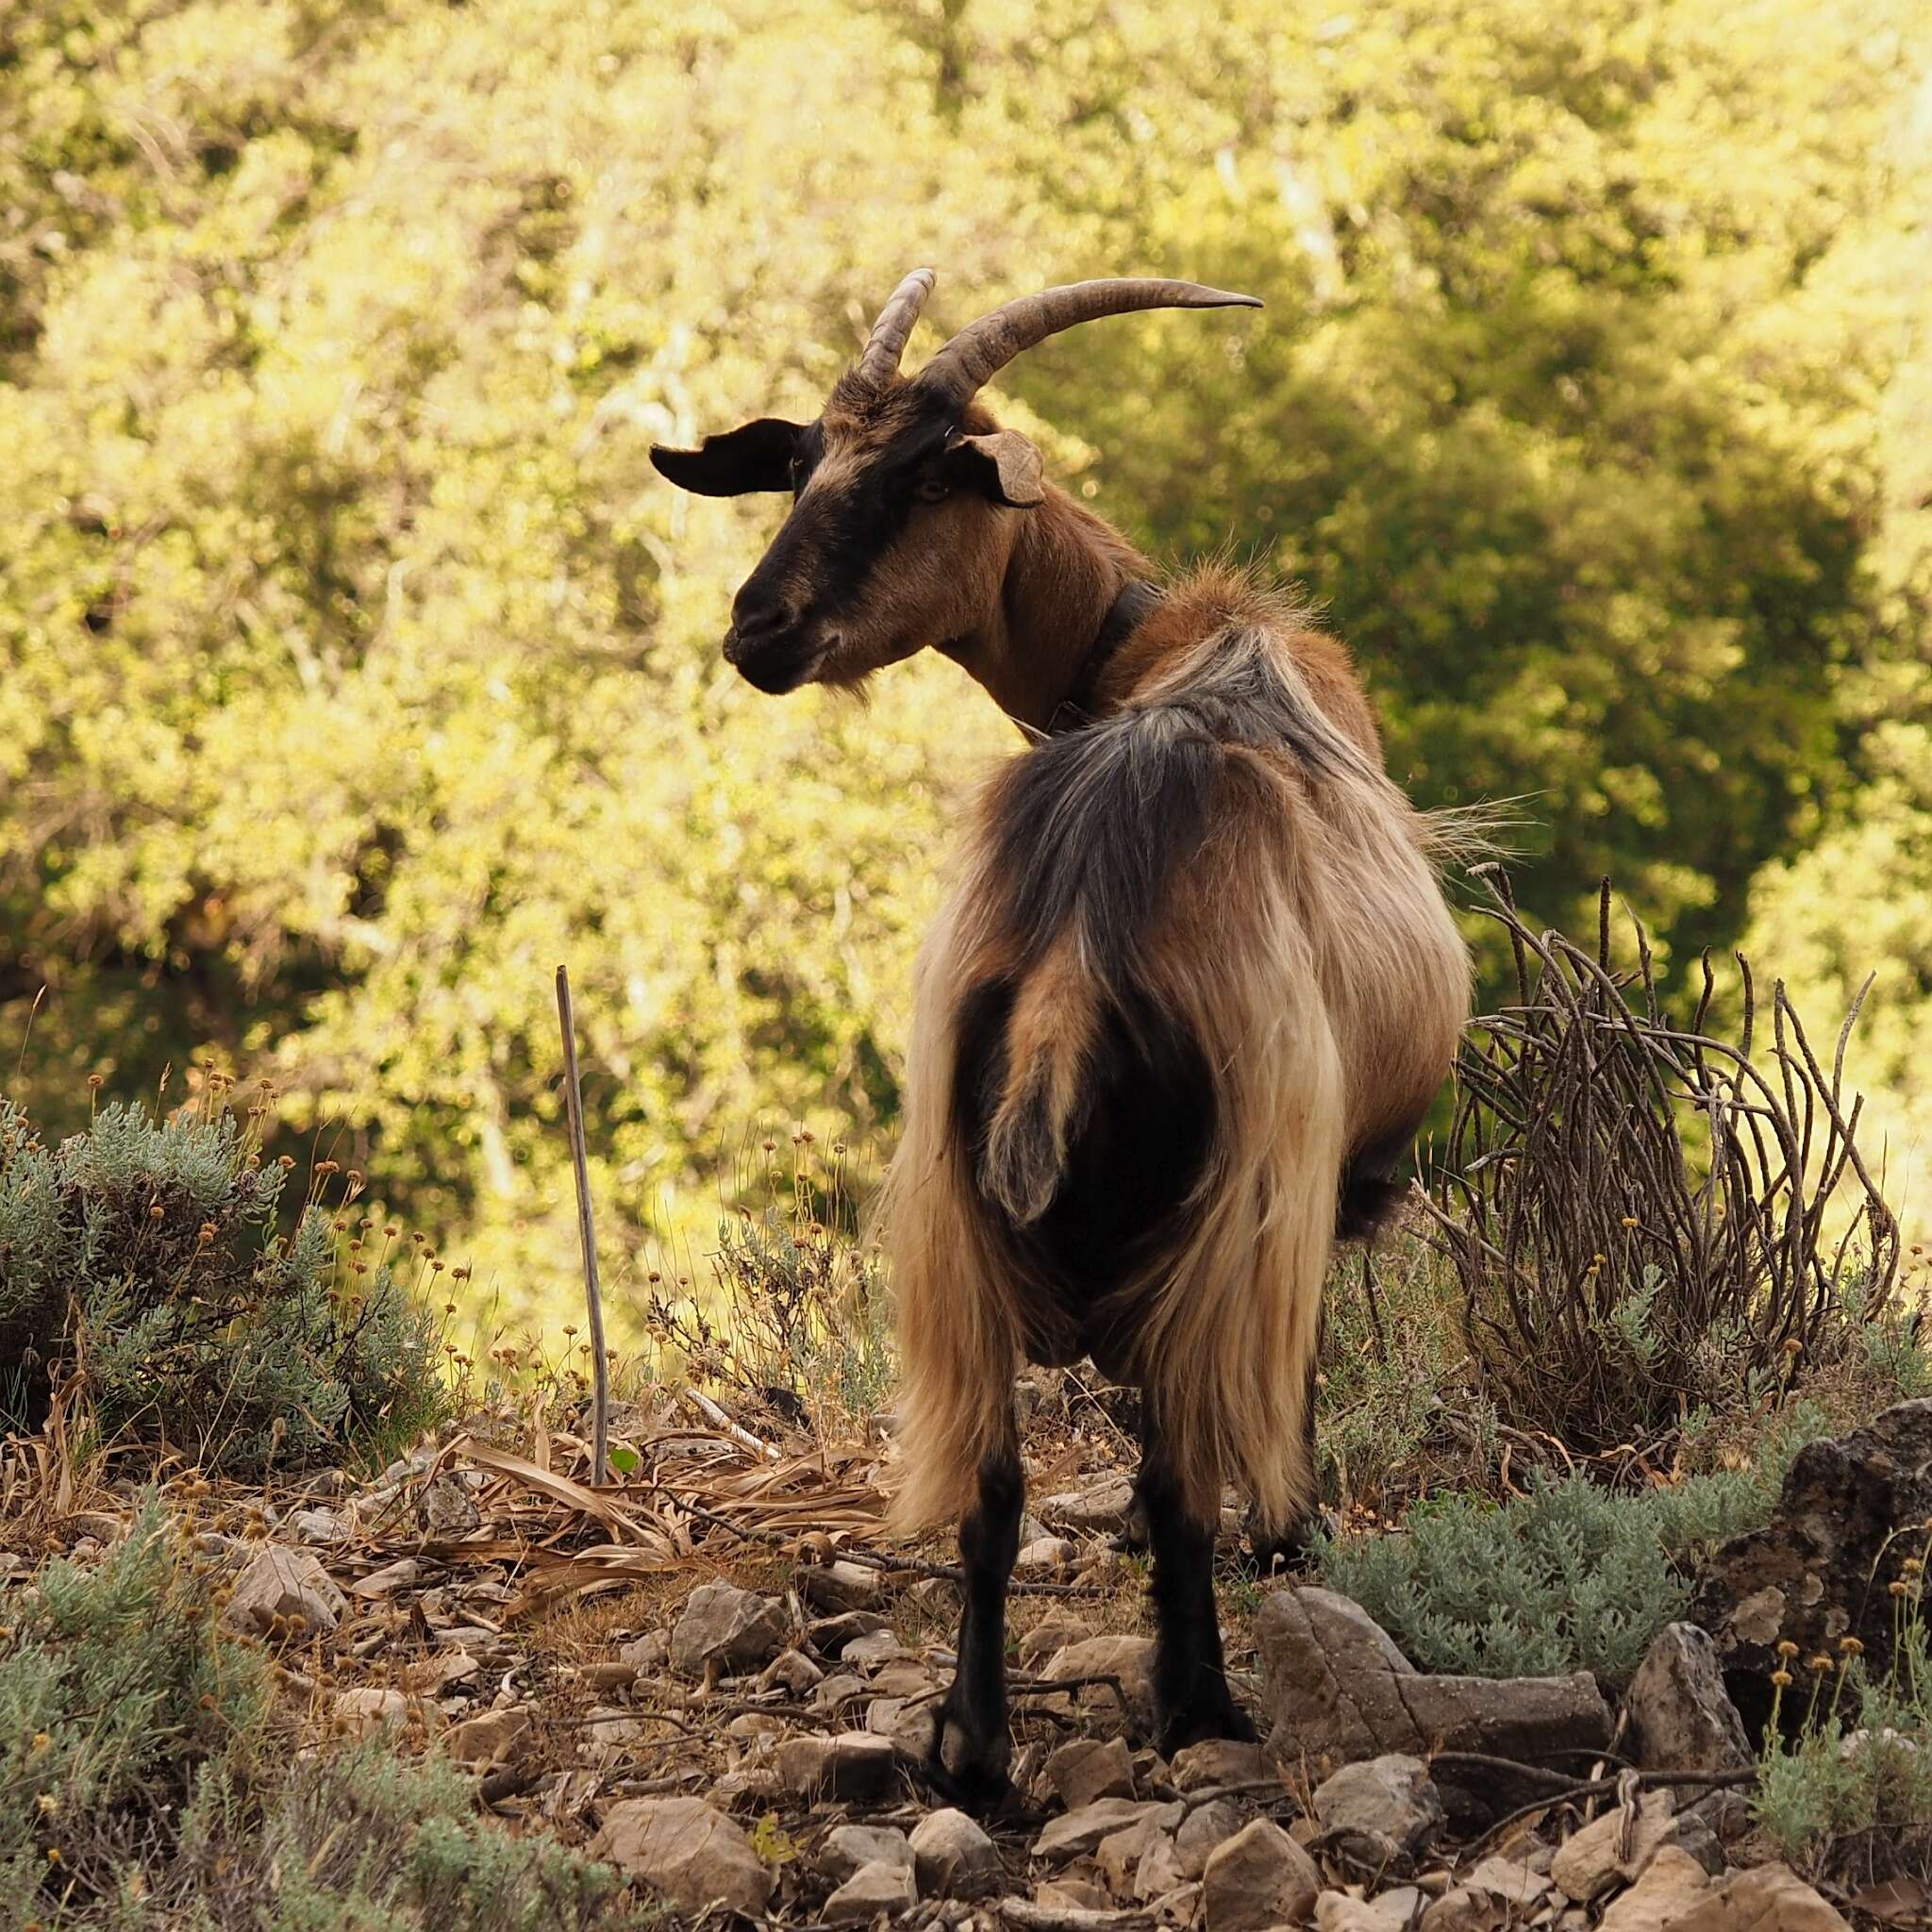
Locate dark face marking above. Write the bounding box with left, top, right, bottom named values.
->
left=655, top=376, right=1018, bottom=694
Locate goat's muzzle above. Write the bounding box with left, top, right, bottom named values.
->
left=724, top=594, right=829, bottom=692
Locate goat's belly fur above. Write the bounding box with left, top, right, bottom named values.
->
left=883, top=623, right=1468, bottom=1534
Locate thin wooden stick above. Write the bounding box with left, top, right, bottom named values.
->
left=556, top=965, right=610, bottom=1485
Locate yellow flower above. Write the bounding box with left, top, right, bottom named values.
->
left=1775, top=1640, right=1799, bottom=1658
left=1770, top=1669, right=1792, bottom=1688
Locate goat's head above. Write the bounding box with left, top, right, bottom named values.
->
left=650, top=272, right=1259, bottom=694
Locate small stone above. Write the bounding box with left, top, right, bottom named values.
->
left=1016, top=1536, right=1076, bottom=1574
left=1599, top=1846, right=1714, bottom=1932
left=1036, top=1877, right=1112, bottom=1910
left=1422, top=1885, right=1504, bottom=1930
left=1017, top=1613, right=1096, bottom=1667
left=1034, top=1798, right=1182, bottom=1863
left=819, top=1824, right=914, bottom=1883
left=332, top=1687, right=412, bottom=1735
left=419, top=1473, right=481, bottom=1536
left=291, top=1506, right=349, bottom=1545
left=670, top=1581, right=788, bottom=1676
left=725, top=1711, right=786, bottom=1741
left=1175, top=1798, right=1247, bottom=1880
left=619, top=1629, right=670, bottom=1673
left=1201, top=1817, right=1322, bottom=1931
left=824, top=1859, right=917, bottom=1924
left=801, top=1558, right=885, bottom=1612
left=759, top=1646, right=825, bottom=1694
left=1314, top=1888, right=1430, bottom=1930
left=909, top=1807, right=1004, bottom=1900
left=808, top=1609, right=891, bottom=1654
left=578, top=1660, right=638, bottom=1694
left=1669, top=1862, right=1852, bottom=1931
left=1046, top=1736, right=1137, bottom=1809
left=1465, top=1854, right=1552, bottom=1907
left=349, top=1556, right=421, bottom=1598
left=1624, top=1623, right=1753, bottom=1776
left=1098, top=1821, right=1161, bottom=1897
left=1550, top=1789, right=1675, bottom=1902
left=1135, top=1832, right=1186, bottom=1903
left=1040, top=1635, right=1158, bottom=1736
left=1040, top=1474, right=1138, bottom=1535
left=775, top=1730, right=897, bottom=1802
left=1311, top=1753, right=1446, bottom=1865
left=842, top=1627, right=906, bottom=1668
left=224, top=1545, right=347, bottom=1641
left=1170, top=1738, right=1275, bottom=1792
left=449, top=1707, right=529, bottom=1767
left=711, top=1766, right=781, bottom=1810
left=814, top=1671, right=868, bottom=1712
left=590, top=1795, right=775, bottom=1916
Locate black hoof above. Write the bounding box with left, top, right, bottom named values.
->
left=923, top=1706, right=1013, bottom=1818
left=1243, top=1507, right=1327, bottom=1579
left=1158, top=1697, right=1257, bottom=1757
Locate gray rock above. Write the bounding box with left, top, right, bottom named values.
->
left=1315, top=1888, right=1430, bottom=1930
left=842, top=1628, right=907, bottom=1668
left=1016, top=1536, right=1077, bottom=1574
left=290, top=1506, right=349, bottom=1546
left=814, top=1671, right=869, bottom=1712
left=808, top=1609, right=891, bottom=1654
left=758, top=1646, right=825, bottom=1695
left=775, top=1730, right=897, bottom=1802
left=1693, top=1399, right=1932, bottom=1715
left=1598, top=1846, right=1714, bottom=1932
left=1134, top=1831, right=1186, bottom=1904
left=824, top=1859, right=916, bottom=1924
left=1040, top=1474, right=1139, bottom=1536
left=1169, top=1738, right=1275, bottom=1793
left=669, top=1581, right=788, bottom=1676
left=819, top=1824, right=914, bottom=1884
left=589, top=1796, right=775, bottom=1916
left=800, top=1558, right=884, bottom=1613
left=1045, top=1736, right=1137, bottom=1809
left=618, top=1628, right=669, bottom=1673
left=1550, top=1789, right=1675, bottom=1902
left=1040, top=1635, right=1158, bottom=1737
left=223, top=1545, right=347, bottom=1641
left=1625, top=1622, right=1753, bottom=1775
left=449, top=1707, right=529, bottom=1767
left=1311, top=1753, right=1446, bottom=1866
left=1034, top=1798, right=1182, bottom=1863
left=1175, top=1798, right=1247, bottom=1880
left=909, top=1807, right=1004, bottom=1899
left=1201, top=1817, right=1321, bottom=1931
left=1256, top=1586, right=1611, bottom=1776
left=1016, top=1614, right=1095, bottom=1666
left=1668, top=1862, right=1852, bottom=1930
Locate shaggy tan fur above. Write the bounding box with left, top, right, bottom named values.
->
left=886, top=573, right=1468, bottom=1534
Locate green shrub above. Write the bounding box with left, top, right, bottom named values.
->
left=0, top=1095, right=444, bottom=1474
left=0, top=1502, right=625, bottom=1928
left=1754, top=1606, right=1932, bottom=1884
left=1316, top=1409, right=1826, bottom=1686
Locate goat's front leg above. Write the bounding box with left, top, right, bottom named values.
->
left=1138, top=1413, right=1256, bottom=1753
left=926, top=1442, right=1024, bottom=1812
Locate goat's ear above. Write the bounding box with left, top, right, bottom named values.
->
left=650, top=418, right=804, bottom=496
left=946, top=429, right=1044, bottom=508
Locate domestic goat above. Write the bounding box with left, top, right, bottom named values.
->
left=653, top=271, right=1471, bottom=1807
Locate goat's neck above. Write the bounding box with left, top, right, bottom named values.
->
left=941, top=488, right=1151, bottom=734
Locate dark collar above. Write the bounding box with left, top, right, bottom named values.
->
left=1048, top=579, right=1164, bottom=736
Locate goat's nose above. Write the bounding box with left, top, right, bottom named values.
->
left=729, top=591, right=798, bottom=648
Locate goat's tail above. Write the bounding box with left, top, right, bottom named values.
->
left=977, top=933, right=1096, bottom=1225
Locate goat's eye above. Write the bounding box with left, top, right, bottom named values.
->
left=916, top=475, right=951, bottom=504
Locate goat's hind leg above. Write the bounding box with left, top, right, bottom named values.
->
left=1140, top=1417, right=1256, bottom=1753
left=926, top=1443, right=1024, bottom=1812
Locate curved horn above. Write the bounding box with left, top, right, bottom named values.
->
left=918, top=276, right=1261, bottom=401
left=857, top=267, right=937, bottom=383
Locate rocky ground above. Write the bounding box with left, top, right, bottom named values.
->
left=11, top=1384, right=1932, bottom=1929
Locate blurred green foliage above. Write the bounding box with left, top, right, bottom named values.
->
left=2, top=0, right=1927, bottom=1321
